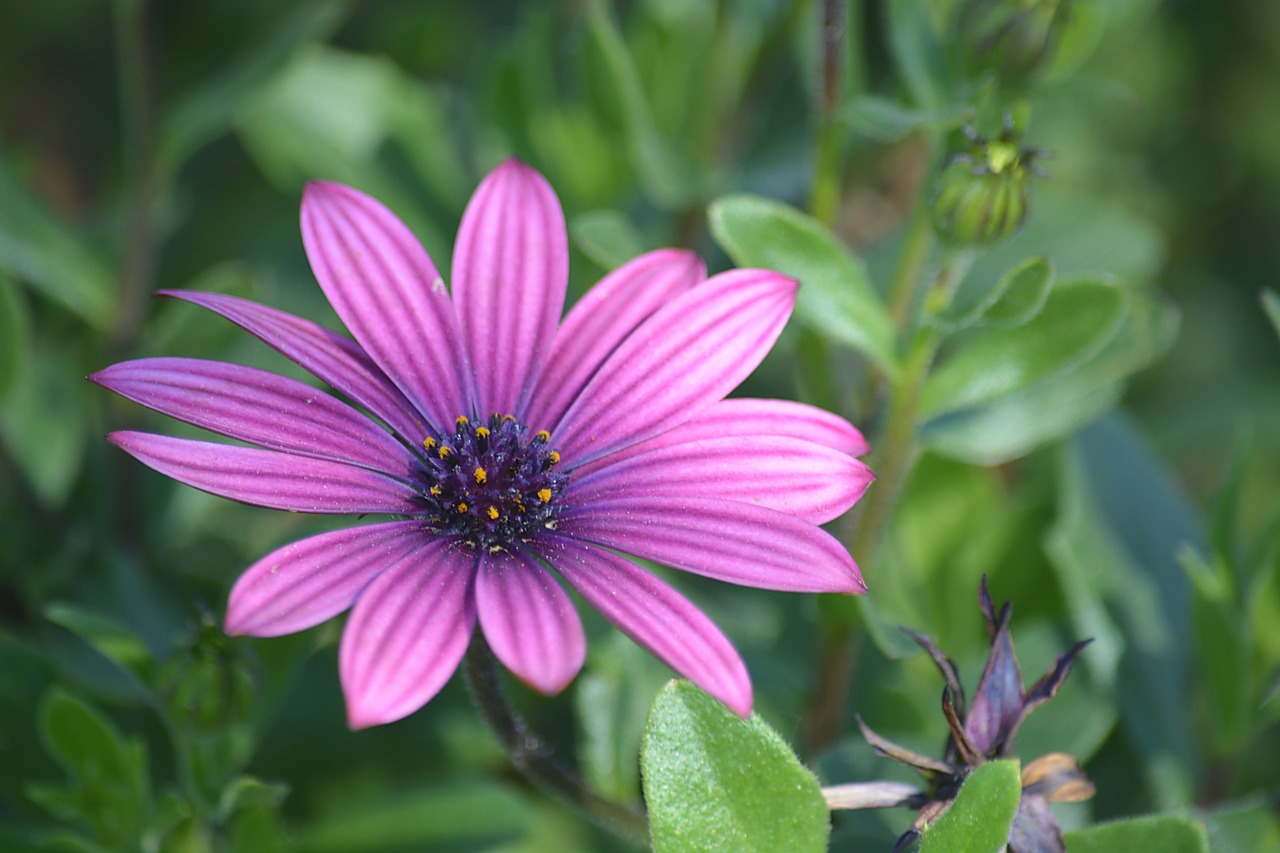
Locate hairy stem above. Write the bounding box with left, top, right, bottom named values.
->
left=462, top=638, right=649, bottom=846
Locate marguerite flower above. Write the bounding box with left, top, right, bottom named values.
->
left=93, top=159, right=873, bottom=728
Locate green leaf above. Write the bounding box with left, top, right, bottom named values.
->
left=918, top=761, right=1021, bottom=853
left=642, top=680, right=829, bottom=853
left=1262, top=289, right=1280, bottom=341
left=570, top=210, right=645, bottom=272
left=1064, top=815, right=1210, bottom=853
left=841, top=96, right=970, bottom=143
left=44, top=604, right=153, bottom=684
left=977, top=257, right=1056, bottom=328
left=709, top=194, right=898, bottom=375
left=217, top=776, right=289, bottom=821
left=295, top=782, right=531, bottom=852
left=0, top=156, right=114, bottom=329
left=923, top=277, right=1128, bottom=417
left=0, top=342, right=88, bottom=506
left=159, top=0, right=347, bottom=167
left=887, top=0, right=950, bottom=110
left=0, top=272, right=30, bottom=397
left=1181, top=551, right=1252, bottom=756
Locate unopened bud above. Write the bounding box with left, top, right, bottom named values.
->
left=955, top=0, right=1072, bottom=83
left=931, top=124, right=1045, bottom=247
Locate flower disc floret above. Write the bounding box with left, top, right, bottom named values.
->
left=416, top=413, right=566, bottom=550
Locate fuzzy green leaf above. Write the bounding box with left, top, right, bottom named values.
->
left=919, top=760, right=1021, bottom=853
left=642, top=680, right=829, bottom=853
left=1262, top=289, right=1280, bottom=341
left=1064, top=815, right=1210, bottom=853
left=709, top=194, right=898, bottom=375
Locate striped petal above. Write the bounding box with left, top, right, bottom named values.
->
left=158, top=290, right=427, bottom=443
left=108, top=431, right=420, bottom=514
left=560, top=495, right=865, bottom=593
left=570, top=435, right=874, bottom=524
left=524, top=249, right=705, bottom=431
left=451, top=159, right=568, bottom=417
left=339, top=540, right=476, bottom=728
left=475, top=549, right=585, bottom=694
left=225, top=521, right=428, bottom=637
left=551, top=270, right=797, bottom=467
left=530, top=535, right=752, bottom=717
left=302, top=181, right=470, bottom=431
left=91, top=358, right=414, bottom=476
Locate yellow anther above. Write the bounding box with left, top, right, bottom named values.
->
left=486, top=506, right=500, bottom=520
left=439, top=446, right=452, bottom=459
left=429, top=485, right=442, bottom=496
left=534, top=429, right=551, bottom=443
left=537, top=488, right=552, bottom=503
left=502, top=414, right=515, bottom=422
left=456, top=415, right=470, bottom=428
left=476, top=426, right=490, bottom=439
left=456, top=501, right=468, bottom=512
left=422, top=437, right=437, bottom=451
left=548, top=451, right=560, bottom=465
left=474, top=467, right=487, bottom=484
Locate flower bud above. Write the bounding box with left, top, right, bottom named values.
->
left=931, top=124, right=1044, bottom=247
left=955, top=0, right=1072, bottom=83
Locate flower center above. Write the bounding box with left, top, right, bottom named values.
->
left=415, top=414, right=567, bottom=550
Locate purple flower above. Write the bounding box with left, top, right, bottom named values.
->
left=93, top=160, right=873, bottom=728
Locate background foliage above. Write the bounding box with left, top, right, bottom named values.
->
left=1, top=1, right=1278, bottom=851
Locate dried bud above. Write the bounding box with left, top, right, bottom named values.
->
left=932, top=123, right=1045, bottom=247
left=955, top=0, right=1073, bottom=83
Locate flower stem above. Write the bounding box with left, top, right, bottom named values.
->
left=809, top=0, right=848, bottom=229
left=462, top=638, right=649, bottom=847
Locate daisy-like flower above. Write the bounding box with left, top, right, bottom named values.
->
left=93, top=159, right=873, bottom=728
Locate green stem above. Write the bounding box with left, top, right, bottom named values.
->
left=809, top=0, right=847, bottom=228
left=462, top=638, right=649, bottom=847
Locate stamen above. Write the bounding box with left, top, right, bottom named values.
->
left=474, top=467, right=487, bottom=484
left=423, top=437, right=437, bottom=451
left=456, top=501, right=468, bottom=512
left=429, top=485, right=442, bottom=496
left=548, top=451, right=560, bottom=465
left=439, top=446, right=452, bottom=459
left=456, top=415, right=470, bottom=428
left=487, top=506, right=500, bottom=520
left=537, top=488, right=552, bottom=503
left=534, top=429, right=551, bottom=444
left=476, top=427, right=490, bottom=439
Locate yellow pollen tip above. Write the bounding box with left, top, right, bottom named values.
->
left=476, top=427, right=490, bottom=439
left=474, top=467, right=487, bottom=484
left=422, top=437, right=436, bottom=450
left=429, top=485, right=442, bottom=496
left=548, top=451, right=560, bottom=465
left=439, top=446, right=452, bottom=459
left=456, top=501, right=468, bottom=512
left=534, top=429, right=551, bottom=442
left=487, top=506, right=500, bottom=520
left=502, top=414, right=515, bottom=422
left=537, top=488, right=552, bottom=503
left=456, top=416, right=469, bottom=428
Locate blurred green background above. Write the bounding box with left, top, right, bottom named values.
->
left=1, top=1, right=1278, bottom=851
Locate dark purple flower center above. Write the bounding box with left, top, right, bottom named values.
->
left=414, top=413, right=567, bottom=550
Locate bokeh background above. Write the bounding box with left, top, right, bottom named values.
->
left=1, top=1, right=1278, bottom=850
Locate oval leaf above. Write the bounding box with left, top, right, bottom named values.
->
left=923, top=277, right=1129, bottom=417
left=919, top=760, right=1021, bottom=853
left=642, top=680, right=829, bottom=853
left=1064, top=815, right=1210, bottom=853
left=709, top=194, right=898, bottom=375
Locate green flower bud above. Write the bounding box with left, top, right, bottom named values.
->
left=955, top=0, right=1072, bottom=83
left=931, top=124, right=1045, bottom=247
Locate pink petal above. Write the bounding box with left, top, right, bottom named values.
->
left=159, top=290, right=428, bottom=443
left=551, top=270, right=797, bottom=467
left=560, top=495, right=866, bottom=593
left=301, top=181, right=470, bottom=432
left=91, top=358, right=414, bottom=476
left=225, top=521, right=427, bottom=637
left=108, top=431, right=420, bottom=514
left=339, top=540, right=476, bottom=728
left=524, top=249, right=705, bottom=431
left=451, top=159, right=568, bottom=418
left=529, top=535, right=752, bottom=717
left=475, top=549, right=585, bottom=694
left=673, top=398, right=871, bottom=456
left=570, top=435, right=874, bottom=524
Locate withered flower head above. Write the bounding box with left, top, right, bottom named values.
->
left=824, top=576, right=1094, bottom=852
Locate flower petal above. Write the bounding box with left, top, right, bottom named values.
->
left=108, top=431, right=420, bottom=514
left=552, top=270, right=797, bottom=467
left=475, top=549, right=585, bottom=694
left=301, top=181, right=470, bottom=430
left=1007, top=794, right=1067, bottom=853
left=560, top=495, right=865, bottom=593
left=529, top=535, right=752, bottom=717
left=91, top=358, right=415, bottom=476
left=964, top=594, right=1025, bottom=757
left=451, top=159, right=568, bottom=417
left=225, top=521, right=427, bottom=637
left=524, top=249, right=705, bottom=431
left=570, top=435, right=873, bottom=524
left=645, top=397, right=871, bottom=457
left=158, top=290, right=427, bottom=443
left=339, top=540, right=476, bottom=728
